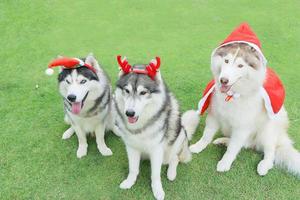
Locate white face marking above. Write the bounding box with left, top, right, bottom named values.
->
left=121, top=84, right=152, bottom=124
left=218, top=53, right=248, bottom=86
left=211, top=44, right=266, bottom=95
left=61, top=70, right=90, bottom=102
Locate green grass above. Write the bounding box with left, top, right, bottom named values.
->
left=1, top=0, right=300, bottom=199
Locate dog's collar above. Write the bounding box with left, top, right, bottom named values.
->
left=225, top=90, right=240, bottom=102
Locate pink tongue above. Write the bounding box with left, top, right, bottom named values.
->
left=128, top=117, right=137, bottom=124
left=220, top=85, right=230, bottom=93
left=72, top=102, right=82, bottom=114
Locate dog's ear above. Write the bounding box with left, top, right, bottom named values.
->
left=85, top=53, right=101, bottom=71
left=118, top=70, right=125, bottom=77
left=153, top=70, right=162, bottom=83
left=211, top=55, right=223, bottom=76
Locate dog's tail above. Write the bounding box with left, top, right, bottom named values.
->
left=178, top=110, right=200, bottom=163
left=181, top=110, right=200, bottom=141
left=275, top=139, right=300, bottom=176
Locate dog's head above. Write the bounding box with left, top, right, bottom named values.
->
left=115, top=62, right=164, bottom=128
left=58, top=54, right=101, bottom=114
left=211, top=43, right=266, bottom=95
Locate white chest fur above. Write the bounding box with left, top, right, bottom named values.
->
left=212, top=92, right=267, bottom=130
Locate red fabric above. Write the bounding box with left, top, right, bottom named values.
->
left=263, top=68, right=285, bottom=114
left=48, top=57, right=97, bottom=73
left=199, top=68, right=285, bottom=115
left=82, top=63, right=97, bottom=74
left=221, top=22, right=261, bottom=49
left=48, top=58, right=80, bottom=68
left=200, top=79, right=215, bottom=115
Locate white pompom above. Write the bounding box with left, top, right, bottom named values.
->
left=45, top=68, right=54, bottom=76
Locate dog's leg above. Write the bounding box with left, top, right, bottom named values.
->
left=95, top=124, right=113, bottom=156
left=257, top=145, right=275, bottom=176
left=190, top=114, right=219, bottom=153
left=73, top=126, right=88, bottom=158
left=167, top=156, right=179, bottom=181
left=62, top=127, right=75, bottom=140
left=150, top=145, right=165, bottom=200
left=256, top=124, right=276, bottom=176
left=217, top=130, right=250, bottom=172
left=120, top=145, right=141, bottom=189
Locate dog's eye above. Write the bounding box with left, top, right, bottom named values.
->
left=80, top=80, right=87, bottom=84
left=139, top=91, right=147, bottom=96
left=224, top=59, right=229, bottom=64
left=124, top=89, right=130, bottom=94
left=238, top=64, right=244, bottom=68
left=66, top=80, right=71, bottom=84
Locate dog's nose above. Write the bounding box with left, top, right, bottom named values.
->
left=220, top=77, right=229, bottom=85
left=125, top=110, right=135, bottom=117
left=67, top=94, right=77, bottom=102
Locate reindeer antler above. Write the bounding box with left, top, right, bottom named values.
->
left=117, top=55, right=132, bottom=74
left=146, top=57, right=161, bottom=80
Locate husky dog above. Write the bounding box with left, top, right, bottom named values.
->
left=114, top=56, right=200, bottom=200
left=49, top=54, right=113, bottom=158
left=190, top=23, right=300, bottom=176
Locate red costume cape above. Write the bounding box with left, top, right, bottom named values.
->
left=198, top=23, right=285, bottom=118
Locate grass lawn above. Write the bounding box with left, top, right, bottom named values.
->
left=1, top=0, right=300, bottom=199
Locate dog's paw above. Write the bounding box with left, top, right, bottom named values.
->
left=120, top=178, right=135, bottom=189
left=167, top=168, right=177, bottom=181
left=189, top=141, right=208, bottom=153
left=257, top=160, right=273, bottom=176
left=76, top=145, right=87, bottom=158
left=213, top=137, right=229, bottom=146
left=217, top=159, right=232, bottom=172
left=152, top=182, right=165, bottom=200
left=62, top=128, right=74, bottom=140
left=98, top=146, right=113, bottom=156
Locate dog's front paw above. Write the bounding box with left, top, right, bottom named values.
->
left=62, top=128, right=74, bottom=140
left=120, top=178, right=135, bottom=189
left=189, top=140, right=208, bottom=153
left=217, top=159, right=232, bottom=172
left=152, top=181, right=165, bottom=200
left=76, top=145, right=87, bottom=158
left=257, top=160, right=273, bottom=176
left=98, top=146, right=113, bottom=156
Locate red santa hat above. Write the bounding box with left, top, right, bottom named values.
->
left=198, top=23, right=285, bottom=119
left=211, top=22, right=267, bottom=66
left=45, top=57, right=97, bottom=75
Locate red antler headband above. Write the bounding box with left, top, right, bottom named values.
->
left=45, top=57, right=97, bottom=75
left=117, top=55, right=161, bottom=80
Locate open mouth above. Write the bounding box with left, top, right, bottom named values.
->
left=127, top=116, right=138, bottom=124
left=220, top=84, right=232, bottom=93
left=70, top=92, right=89, bottom=115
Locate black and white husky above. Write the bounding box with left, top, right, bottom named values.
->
left=48, top=54, right=113, bottom=158
left=114, top=56, right=200, bottom=200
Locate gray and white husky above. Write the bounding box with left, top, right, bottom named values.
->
left=53, top=54, right=113, bottom=158
left=114, top=56, right=200, bottom=200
